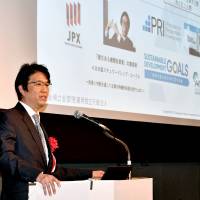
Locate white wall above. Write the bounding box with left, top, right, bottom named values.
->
left=0, top=0, right=36, bottom=108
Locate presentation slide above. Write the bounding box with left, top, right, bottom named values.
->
left=37, top=0, right=200, bottom=123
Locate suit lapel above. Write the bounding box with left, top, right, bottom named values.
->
left=40, top=124, right=54, bottom=172
left=15, top=103, right=48, bottom=167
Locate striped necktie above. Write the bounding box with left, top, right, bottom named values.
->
left=32, top=114, right=49, bottom=164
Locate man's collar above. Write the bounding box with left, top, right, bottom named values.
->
left=19, top=101, right=39, bottom=117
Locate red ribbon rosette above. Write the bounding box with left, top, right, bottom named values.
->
left=48, top=136, right=59, bottom=153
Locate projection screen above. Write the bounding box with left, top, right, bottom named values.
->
left=1, top=0, right=200, bottom=126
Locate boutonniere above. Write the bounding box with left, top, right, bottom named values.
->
left=48, top=136, right=59, bottom=153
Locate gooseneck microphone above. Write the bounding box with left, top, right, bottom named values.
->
left=74, top=110, right=111, bottom=132
left=74, top=110, right=132, bottom=173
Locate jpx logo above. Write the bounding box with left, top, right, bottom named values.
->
left=143, top=15, right=164, bottom=36
left=65, top=2, right=81, bottom=47
left=66, top=2, right=81, bottom=26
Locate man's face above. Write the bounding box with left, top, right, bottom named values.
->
left=20, top=71, right=50, bottom=112
left=121, top=15, right=129, bottom=37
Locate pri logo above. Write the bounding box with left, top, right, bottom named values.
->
left=65, top=2, right=81, bottom=47
left=66, top=2, right=81, bottom=26
left=143, top=15, right=164, bottom=36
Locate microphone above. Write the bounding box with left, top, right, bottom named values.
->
left=74, top=110, right=110, bottom=132
left=74, top=110, right=132, bottom=173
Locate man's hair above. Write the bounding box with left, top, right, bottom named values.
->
left=15, top=63, right=51, bottom=100
left=120, top=11, right=130, bottom=30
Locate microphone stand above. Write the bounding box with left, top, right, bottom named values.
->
left=74, top=110, right=132, bottom=179
left=100, top=125, right=132, bottom=180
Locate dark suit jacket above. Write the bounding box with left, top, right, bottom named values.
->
left=0, top=103, right=92, bottom=200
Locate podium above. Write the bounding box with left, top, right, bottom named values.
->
left=29, top=178, right=153, bottom=200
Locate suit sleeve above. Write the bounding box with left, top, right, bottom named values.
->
left=0, top=112, right=42, bottom=182
left=53, top=165, right=92, bottom=181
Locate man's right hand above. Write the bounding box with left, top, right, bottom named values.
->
left=36, top=172, right=61, bottom=196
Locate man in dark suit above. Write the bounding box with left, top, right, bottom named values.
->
left=104, top=11, right=136, bottom=52
left=0, top=63, right=104, bottom=200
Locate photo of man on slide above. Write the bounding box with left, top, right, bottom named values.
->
left=104, top=11, right=136, bottom=52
